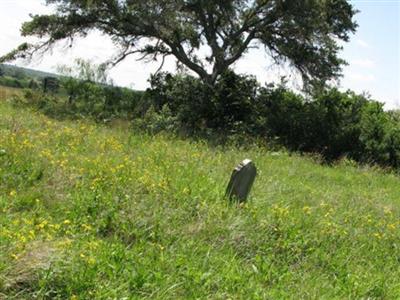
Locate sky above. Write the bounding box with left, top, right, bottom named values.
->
left=0, top=0, right=399, bottom=108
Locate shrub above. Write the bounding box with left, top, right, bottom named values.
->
left=55, top=59, right=143, bottom=120
left=8, top=65, right=400, bottom=171
left=133, top=105, right=179, bottom=135
left=142, top=72, right=400, bottom=170
left=0, top=76, right=23, bottom=88
left=260, top=88, right=371, bottom=160
left=142, top=73, right=212, bottom=133
left=10, top=90, right=59, bottom=115
left=143, top=71, right=261, bottom=135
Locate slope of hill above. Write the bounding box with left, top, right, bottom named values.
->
left=0, top=64, right=58, bottom=80
left=0, top=64, right=59, bottom=90
left=1, top=87, right=399, bottom=298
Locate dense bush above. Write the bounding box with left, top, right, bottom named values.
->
left=142, top=72, right=400, bottom=169
left=259, top=88, right=370, bottom=159
left=56, top=59, right=143, bottom=120
left=142, top=71, right=262, bottom=135
left=15, top=82, right=143, bottom=121
left=133, top=105, right=179, bottom=135
left=8, top=65, right=400, bottom=170
left=0, top=76, right=25, bottom=88
left=63, top=79, right=142, bottom=119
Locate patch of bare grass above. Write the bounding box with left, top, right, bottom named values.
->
left=3, top=240, right=61, bottom=294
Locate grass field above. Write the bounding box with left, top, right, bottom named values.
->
left=1, top=88, right=400, bottom=299
left=0, top=86, right=21, bottom=101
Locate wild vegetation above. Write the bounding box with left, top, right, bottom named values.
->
left=143, top=72, right=400, bottom=168
left=0, top=64, right=45, bottom=90
left=1, top=1, right=399, bottom=298
left=1, top=85, right=400, bottom=298
left=2, top=0, right=356, bottom=89
left=10, top=68, right=400, bottom=171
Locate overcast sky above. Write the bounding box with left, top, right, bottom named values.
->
left=0, top=0, right=399, bottom=108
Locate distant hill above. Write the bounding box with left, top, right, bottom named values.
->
left=0, top=64, right=136, bottom=91
left=0, top=64, right=60, bottom=89
left=0, top=64, right=59, bottom=80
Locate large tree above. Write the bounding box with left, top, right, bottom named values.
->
left=1, top=0, right=357, bottom=87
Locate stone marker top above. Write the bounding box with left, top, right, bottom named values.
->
left=238, top=159, right=252, bottom=169
left=226, top=159, right=257, bottom=203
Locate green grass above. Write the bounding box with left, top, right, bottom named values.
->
left=1, top=92, right=400, bottom=299
left=0, top=85, right=21, bottom=101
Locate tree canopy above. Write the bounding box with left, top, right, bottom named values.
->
left=1, top=0, right=357, bottom=87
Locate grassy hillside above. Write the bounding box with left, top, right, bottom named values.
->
left=0, top=64, right=58, bottom=80
left=1, top=86, right=400, bottom=299
left=0, top=64, right=58, bottom=90
left=0, top=86, right=21, bottom=101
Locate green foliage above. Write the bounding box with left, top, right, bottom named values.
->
left=15, top=85, right=142, bottom=122
left=260, top=88, right=369, bottom=159
left=10, top=60, right=143, bottom=121
left=0, top=76, right=24, bottom=88
left=144, top=71, right=261, bottom=135
left=0, top=64, right=55, bottom=89
left=0, top=64, right=57, bottom=80
left=3, top=0, right=357, bottom=88
left=133, top=105, right=180, bottom=135
left=10, top=67, right=26, bottom=80
left=4, top=61, right=399, bottom=171
left=28, top=79, right=40, bottom=89
left=53, top=59, right=141, bottom=120
left=144, top=72, right=400, bottom=170
left=1, top=99, right=400, bottom=298
left=261, top=88, right=400, bottom=168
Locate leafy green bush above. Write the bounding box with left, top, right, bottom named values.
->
left=8, top=62, right=400, bottom=170
left=142, top=72, right=400, bottom=170
left=18, top=81, right=143, bottom=121
left=58, top=60, right=143, bottom=120
left=260, top=88, right=369, bottom=159
left=62, top=79, right=142, bottom=120
left=133, top=105, right=179, bottom=135
left=142, top=73, right=212, bottom=133
left=143, top=71, right=261, bottom=135
left=10, top=89, right=59, bottom=114
left=0, top=76, right=24, bottom=88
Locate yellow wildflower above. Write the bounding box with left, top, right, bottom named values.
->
left=303, top=206, right=312, bottom=215
left=88, top=257, right=96, bottom=265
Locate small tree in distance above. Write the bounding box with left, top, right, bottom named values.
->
left=58, top=58, right=111, bottom=85
left=57, top=58, right=112, bottom=105
left=1, top=0, right=357, bottom=89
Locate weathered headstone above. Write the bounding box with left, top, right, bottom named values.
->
left=225, top=159, right=257, bottom=203
left=43, top=76, right=59, bottom=93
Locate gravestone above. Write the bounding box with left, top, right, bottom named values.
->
left=225, top=159, right=257, bottom=203
left=42, top=76, right=59, bottom=93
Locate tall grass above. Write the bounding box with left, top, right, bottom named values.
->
left=0, top=86, right=21, bottom=101
left=1, top=93, right=400, bottom=299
